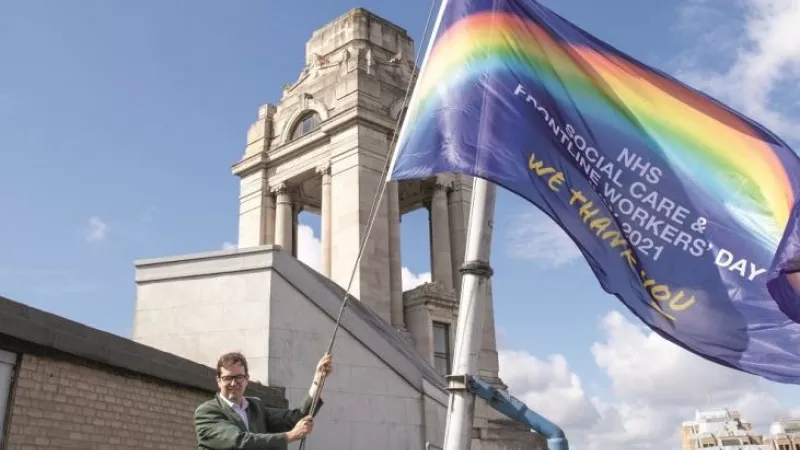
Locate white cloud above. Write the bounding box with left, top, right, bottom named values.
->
left=590, top=312, right=759, bottom=408
left=296, top=224, right=429, bottom=291
left=296, top=224, right=321, bottom=272
left=402, top=267, right=430, bottom=290
left=673, top=0, right=800, bottom=142
left=84, top=216, right=108, bottom=243
left=505, top=211, right=582, bottom=268
left=221, top=241, right=236, bottom=250
left=499, top=350, right=600, bottom=429
left=498, top=310, right=796, bottom=449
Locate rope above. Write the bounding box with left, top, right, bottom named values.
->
left=297, top=1, right=440, bottom=448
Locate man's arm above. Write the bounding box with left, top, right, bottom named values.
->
left=263, top=353, right=331, bottom=432
left=262, top=395, right=324, bottom=433
left=195, top=402, right=290, bottom=450
left=301, top=352, right=329, bottom=417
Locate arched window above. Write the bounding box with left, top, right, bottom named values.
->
left=289, top=111, right=321, bottom=141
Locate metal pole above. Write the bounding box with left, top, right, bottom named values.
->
left=442, top=177, right=497, bottom=450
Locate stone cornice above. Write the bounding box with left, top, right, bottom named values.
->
left=267, top=128, right=332, bottom=164
left=232, top=106, right=399, bottom=181
left=402, top=282, right=458, bottom=310
left=404, top=296, right=459, bottom=311
left=231, top=130, right=330, bottom=179
left=317, top=107, right=397, bottom=136
left=406, top=280, right=455, bottom=298
left=231, top=152, right=268, bottom=178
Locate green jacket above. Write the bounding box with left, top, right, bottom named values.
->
left=194, top=393, right=323, bottom=450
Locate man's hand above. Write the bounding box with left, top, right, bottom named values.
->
left=286, top=416, right=314, bottom=442
left=309, top=353, right=333, bottom=399
left=314, top=353, right=333, bottom=381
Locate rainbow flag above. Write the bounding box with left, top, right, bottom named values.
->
left=388, top=0, right=800, bottom=383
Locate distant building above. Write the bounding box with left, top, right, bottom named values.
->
left=765, top=418, right=800, bottom=450
left=680, top=408, right=800, bottom=450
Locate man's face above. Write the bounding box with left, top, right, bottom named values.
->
left=217, top=362, right=249, bottom=403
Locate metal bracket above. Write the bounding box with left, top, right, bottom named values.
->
left=459, top=260, right=494, bottom=277
left=444, top=374, right=470, bottom=392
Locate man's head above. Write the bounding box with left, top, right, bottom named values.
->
left=216, top=352, right=249, bottom=404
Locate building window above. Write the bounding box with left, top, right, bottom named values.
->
left=289, top=111, right=321, bottom=140
left=433, top=321, right=451, bottom=376
left=0, top=349, right=16, bottom=447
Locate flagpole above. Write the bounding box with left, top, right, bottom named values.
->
left=442, top=176, right=497, bottom=450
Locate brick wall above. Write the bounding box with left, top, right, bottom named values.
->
left=0, top=295, right=288, bottom=449
left=4, top=353, right=211, bottom=449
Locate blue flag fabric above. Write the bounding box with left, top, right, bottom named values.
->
left=388, top=0, right=800, bottom=383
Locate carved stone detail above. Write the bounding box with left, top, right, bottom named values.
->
left=271, top=183, right=301, bottom=199
left=315, top=162, right=331, bottom=176
left=403, top=281, right=456, bottom=306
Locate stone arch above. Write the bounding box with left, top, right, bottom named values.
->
left=280, top=100, right=330, bottom=145
left=288, top=110, right=322, bottom=141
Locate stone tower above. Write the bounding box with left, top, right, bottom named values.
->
left=232, top=8, right=474, bottom=330
left=231, top=8, right=542, bottom=449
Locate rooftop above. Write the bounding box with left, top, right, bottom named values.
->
left=0, top=294, right=286, bottom=406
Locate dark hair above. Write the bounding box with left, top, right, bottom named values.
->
left=216, top=352, right=249, bottom=376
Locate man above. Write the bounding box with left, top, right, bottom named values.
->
left=195, top=351, right=332, bottom=450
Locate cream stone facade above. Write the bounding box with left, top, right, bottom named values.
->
left=231, top=7, right=473, bottom=325
left=133, top=8, right=544, bottom=450
left=134, top=247, right=449, bottom=450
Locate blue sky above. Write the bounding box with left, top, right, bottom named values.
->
left=2, top=1, right=799, bottom=448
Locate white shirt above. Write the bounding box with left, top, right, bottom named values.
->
left=219, top=394, right=250, bottom=430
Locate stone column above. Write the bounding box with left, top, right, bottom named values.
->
left=274, top=184, right=293, bottom=253
left=430, top=179, right=453, bottom=291
left=448, top=185, right=467, bottom=295
left=318, top=164, right=332, bottom=277
left=292, top=204, right=301, bottom=258
left=236, top=170, right=277, bottom=249
left=387, top=180, right=404, bottom=329
left=264, top=194, right=276, bottom=246
left=329, top=157, right=393, bottom=323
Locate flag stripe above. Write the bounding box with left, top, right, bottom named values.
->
left=402, top=12, right=794, bottom=245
